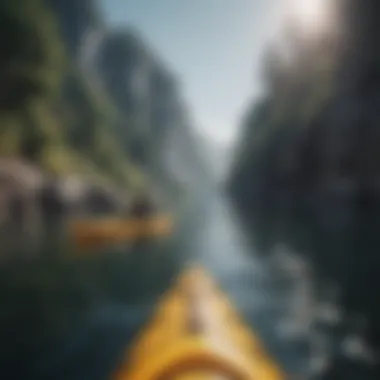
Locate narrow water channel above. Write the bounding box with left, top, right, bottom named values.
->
left=6, top=187, right=312, bottom=379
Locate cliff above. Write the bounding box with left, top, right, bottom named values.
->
left=228, top=0, right=380, bottom=378
left=96, top=26, right=209, bottom=192
left=0, top=0, right=207, bottom=194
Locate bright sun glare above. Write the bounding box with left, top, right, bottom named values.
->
left=285, top=0, right=334, bottom=37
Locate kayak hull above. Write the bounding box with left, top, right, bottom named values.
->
left=113, top=266, right=285, bottom=380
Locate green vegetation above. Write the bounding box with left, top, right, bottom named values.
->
left=0, top=0, right=64, bottom=159
left=0, top=0, right=144, bottom=189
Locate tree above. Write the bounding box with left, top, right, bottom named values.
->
left=0, top=0, right=64, bottom=110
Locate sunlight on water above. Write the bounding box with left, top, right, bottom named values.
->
left=188, top=193, right=311, bottom=375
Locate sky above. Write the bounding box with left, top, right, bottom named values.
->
left=98, top=0, right=280, bottom=149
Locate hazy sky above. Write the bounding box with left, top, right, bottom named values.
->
left=98, top=0, right=279, bottom=148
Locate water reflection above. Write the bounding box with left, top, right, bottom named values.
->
left=195, top=194, right=311, bottom=376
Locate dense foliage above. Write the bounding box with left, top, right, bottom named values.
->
left=0, top=0, right=197, bottom=191
left=0, top=0, right=142, bottom=188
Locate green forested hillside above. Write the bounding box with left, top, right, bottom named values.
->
left=0, top=0, right=144, bottom=188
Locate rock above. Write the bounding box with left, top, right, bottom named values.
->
left=0, top=159, right=45, bottom=257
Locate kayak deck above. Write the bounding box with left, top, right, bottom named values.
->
left=113, top=266, right=285, bottom=380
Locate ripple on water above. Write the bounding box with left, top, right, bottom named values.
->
left=194, top=196, right=311, bottom=376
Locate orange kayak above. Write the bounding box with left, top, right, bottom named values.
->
left=68, top=215, right=174, bottom=252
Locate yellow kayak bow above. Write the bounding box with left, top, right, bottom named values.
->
left=113, top=266, right=285, bottom=380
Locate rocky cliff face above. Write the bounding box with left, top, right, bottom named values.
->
left=48, top=0, right=104, bottom=59
left=49, top=0, right=208, bottom=192
left=228, top=0, right=380, bottom=378
left=95, top=26, right=208, bottom=191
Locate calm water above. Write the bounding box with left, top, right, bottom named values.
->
left=191, top=192, right=311, bottom=376
left=2, top=189, right=311, bottom=379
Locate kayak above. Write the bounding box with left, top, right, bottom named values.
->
left=68, top=215, right=174, bottom=252
left=112, top=266, right=285, bottom=380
